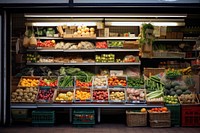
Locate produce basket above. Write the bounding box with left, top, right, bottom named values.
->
left=153, top=51, right=168, bottom=58
left=39, top=76, right=58, bottom=88
left=126, top=110, right=147, bottom=127
left=75, top=76, right=93, bottom=88
left=144, top=68, right=165, bottom=77
left=181, top=105, right=200, bottom=127
left=58, top=76, right=74, bottom=89
left=178, top=94, right=199, bottom=105
left=74, top=87, right=92, bottom=103
left=109, top=88, right=126, bottom=103
left=127, top=76, right=144, bottom=89
left=108, top=76, right=127, bottom=88
left=123, top=41, right=139, bottom=49
left=149, top=120, right=171, bottom=128
left=37, top=87, right=55, bottom=104
left=53, top=89, right=74, bottom=103
left=148, top=110, right=171, bottom=121
left=92, top=76, right=108, bottom=89
left=92, top=89, right=109, bottom=104
left=165, top=104, right=181, bottom=126
left=32, top=110, right=55, bottom=126
left=126, top=88, right=146, bottom=104
left=18, top=76, right=40, bottom=87
left=11, top=87, right=38, bottom=103
left=107, top=40, right=124, bottom=48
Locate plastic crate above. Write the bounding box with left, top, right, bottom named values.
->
left=165, top=104, right=181, bottom=126
left=32, top=110, right=55, bottom=126
left=73, top=109, right=95, bottom=125
left=11, top=109, right=28, bottom=120
left=181, top=105, right=200, bottom=127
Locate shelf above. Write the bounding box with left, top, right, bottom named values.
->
left=64, top=49, right=95, bottom=52
left=184, top=58, right=196, bottom=60
left=64, top=63, right=95, bottom=65
left=95, top=62, right=141, bottom=65
left=26, top=62, right=64, bottom=65
left=27, top=49, right=139, bottom=52
left=11, top=103, right=163, bottom=109
left=27, top=49, right=63, bottom=52
left=155, top=39, right=182, bottom=41
left=141, top=57, right=184, bottom=59
left=96, top=37, right=139, bottom=40
left=183, top=39, right=197, bottom=42
left=26, top=62, right=141, bottom=66
left=36, top=37, right=63, bottom=40
left=95, top=49, right=139, bottom=52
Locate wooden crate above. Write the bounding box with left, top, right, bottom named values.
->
left=144, top=68, right=165, bottom=77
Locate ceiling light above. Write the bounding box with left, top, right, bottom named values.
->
left=107, top=22, right=185, bottom=26
left=30, top=22, right=97, bottom=26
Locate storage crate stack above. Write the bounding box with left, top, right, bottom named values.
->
left=32, top=110, right=55, bottom=126
left=148, top=110, right=171, bottom=127
left=165, top=104, right=181, bottom=127
left=72, top=109, right=95, bottom=127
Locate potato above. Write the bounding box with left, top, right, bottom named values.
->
left=21, top=99, right=26, bottom=102
left=19, top=92, right=23, bottom=96
left=30, top=87, right=34, bottom=92
left=31, top=96, right=35, bottom=100
left=16, top=96, right=22, bottom=100
left=16, top=89, right=21, bottom=93
left=33, top=91, right=38, bottom=95
left=24, top=92, right=28, bottom=96
left=27, top=99, right=31, bottom=102
left=19, top=89, right=23, bottom=92
left=28, top=93, right=33, bottom=97
left=13, top=92, right=18, bottom=96
left=34, top=87, right=37, bottom=91
left=24, top=95, right=29, bottom=99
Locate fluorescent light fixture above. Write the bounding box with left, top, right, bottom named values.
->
left=30, top=22, right=97, bottom=26
left=25, top=13, right=187, bottom=18
left=107, top=22, right=185, bottom=26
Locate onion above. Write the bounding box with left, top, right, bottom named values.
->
left=127, top=88, right=131, bottom=94
left=130, top=89, right=135, bottom=94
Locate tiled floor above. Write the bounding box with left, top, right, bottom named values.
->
left=1, top=124, right=200, bottom=133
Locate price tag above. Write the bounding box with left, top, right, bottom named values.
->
left=97, top=22, right=104, bottom=29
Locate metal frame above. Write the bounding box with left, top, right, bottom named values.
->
left=0, top=14, right=2, bottom=125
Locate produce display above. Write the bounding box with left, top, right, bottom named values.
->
left=75, top=89, right=91, bottom=101
left=164, top=95, right=179, bottom=104
left=37, top=88, right=54, bottom=102
left=123, top=55, right=137, bottom=63
left=18, top=77, right=39, bottom=87
left=145, top=75, right=165, bottom=93
left=96, top=41, right=108, bottom=49
left=164, top=80, right=191, bottom=96
left=76, top=80, right=92, bottom=87
left=108, top=41, right=123, bottom=48
left=179, top=67, right=192, bottom=75
left=95, top=54, right=115, bottom=63
left=108, top=76, right=127, bottom=87
left=126, top=88, right=145, bottom=102
left=74, top=26, right=95, bottom=36
left=165, top=68, right=182, bottom=79
left=178, top=94, right=198, bottom=104
left=39, top=77, right=58, bottom=87
left=37, top=40, right=56, bottom=47
left=58, top=76, right=74, bottom=88
left=26, top=54, right=40, bottom=63
left=55, top=41, right=94, bottom=50
left=93, top=76, right=107, bottom=88
left=149, top=107, right=168, bottom=112
left=109, top=90, right=125, bottom=102
left=93, top=90, right=108, bottom=101
left=127, top=77, right=144, bottom=88
left=38, top=56, right=54, bottom=63
left=55, top=90, right=74, bottom=101
left=11, top=87, right=38, bottom=103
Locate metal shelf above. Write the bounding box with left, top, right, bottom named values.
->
left=141, top=57, right=184, bottom=59
left=96, top=37, right=139, bottom=40
left=27, top=49, right=63, bottom=52
left=26, top=62, right=141, bottom=66
left=26, top=62, right=64, bottom=65
left=95, top=62, right=141, bottom=65
left=64, top=63, right=95, bottom=65
left=64, top=49, right=95, bottom=52
left=36, top=37, right=63, bottom=40
left=155, top=39, right=182, bottom=41
left=11, top=103, right=163, bottom=109
left=27, top=49, right=139, bottom=52
left=95, top=49, right=139, bottom=52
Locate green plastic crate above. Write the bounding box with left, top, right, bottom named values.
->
left=32, top=110, right=55, bottom=126
left=73, top=109, right=95, bottom=125
left=165, top=104, right=180, bottom=126
left=12, top=109, right=28, bottom=120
